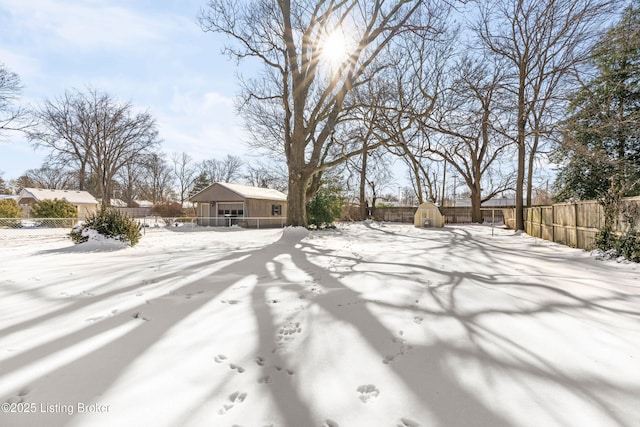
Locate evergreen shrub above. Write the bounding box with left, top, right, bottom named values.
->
left=0, top=199, right=21, bottom=228
left=70, top=207, right=142, bottom=246
left=31, top=199, right=78, bottom=227
left=306, top=187, right=345, bottom=228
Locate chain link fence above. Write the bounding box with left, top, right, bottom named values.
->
left=0, top=216, right=288, bottom=243
left=0, top=218, right=81, bottom=229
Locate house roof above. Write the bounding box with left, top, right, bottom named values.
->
left=19, top=188, right=99, bottom=205
left=191, top=182, right=287, bottom=202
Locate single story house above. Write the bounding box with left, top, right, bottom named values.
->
left=189, top=182, right=287, bottom=228
left=19, top=188, right=99, bottom=219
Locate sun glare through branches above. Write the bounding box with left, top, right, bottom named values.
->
left=319, top=28, right=351, bottom=71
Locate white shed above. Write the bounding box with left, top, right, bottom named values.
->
left=414, top=202, right=445, bottom=228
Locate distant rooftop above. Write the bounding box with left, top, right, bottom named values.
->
left=19, top=188, right=99, bottom=205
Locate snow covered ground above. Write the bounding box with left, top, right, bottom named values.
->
left=0, top=222, right=639, bottom=427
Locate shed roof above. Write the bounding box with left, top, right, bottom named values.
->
left=191, top=182, right=287, bottom=202
left=19, top=188, right=99, bottom=205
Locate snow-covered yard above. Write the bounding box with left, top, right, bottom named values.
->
left=0, top=223, right=639, bottom=427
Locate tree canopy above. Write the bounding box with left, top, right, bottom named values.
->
left=554, top=2, right=640, bottom=200
left=0, top=63, right=31, bottom=138
left=30, top=88, right=161, bottom=205
left=199, top=0, right=445, bottom=226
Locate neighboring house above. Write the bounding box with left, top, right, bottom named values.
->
left=190, top=182, right=287, bottom=228
left=18, top=188, right=99, bottom=219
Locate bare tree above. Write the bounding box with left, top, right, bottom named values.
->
left=244, top=160, right=288, bottom=191
left=375, top=21, right=452, bottom=206
left=139, top=153, right=175, bottom=204
left=422, top=56, right=515, bottom=222
left=11, top=175, right=36, bottom=194
left=0, top=63, right=32, bottom=139
left=0, top=171, right=11, bottom=194
left=30, top=88, right=161, bottom=205
left=116, top=161, right=145, bottom=206
left=171, top=152, right=197, bottom=207
left=200, top=154, right=244, bottom=184
left=199, top=0, right=448, bottom=226
left=476, top=0, right=621, bottom=229
left=24, top=164, right=75, bottom=190
left=345, top=147, right=395, bottom=218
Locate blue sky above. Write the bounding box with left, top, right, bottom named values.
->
left=0, top=0, right=250, bottom=180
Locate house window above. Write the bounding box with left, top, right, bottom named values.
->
left=272, top=204, right=282, bottom=216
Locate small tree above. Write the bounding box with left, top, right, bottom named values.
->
left=151, top=202, right=185, bottom=218
left=0, top=199, right=21, bottom=227
left=0, top=199, right=19, bottom=217
left=190, top=172, right=211, bottom=197
left=70, top=207, right=142, bottom=247
left=306, top=184, right=346, bottom=228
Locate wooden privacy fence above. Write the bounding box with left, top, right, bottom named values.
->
left=504, top=197, right=640, bottom=250
left=372, top=206, right=509, bottom=224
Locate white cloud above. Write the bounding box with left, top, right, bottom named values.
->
left=0, top=0, right=196, bottom=52
left=156, top=90, right=247, bottom=163
left=0, top=0, right=254, bottom=179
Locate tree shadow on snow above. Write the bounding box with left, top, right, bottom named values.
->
left=1, top=225, right=639, bottom=427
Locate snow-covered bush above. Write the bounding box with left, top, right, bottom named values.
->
left=70, top=207, right=142, bottom=247
left=595, top=226, right=640, bottom=263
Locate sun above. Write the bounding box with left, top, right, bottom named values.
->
left=320, top=29, right=350, bottom=69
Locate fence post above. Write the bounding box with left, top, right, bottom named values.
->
left=574, top=202, right=579, bottom=248
left=538, top=207, right=542, bottom=238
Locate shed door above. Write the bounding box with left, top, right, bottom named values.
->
left=201, top=203, right=210, bottom=226
left=421, top=208, right=435, bottom=227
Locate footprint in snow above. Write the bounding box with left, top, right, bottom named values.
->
left=357, top=384, right=380, bottom=403
left=256, top=356, right=265, bottom=366
left=5, top=388, right=30, bottom=404
left=132, top=312, right=150, bottom=321
left=383, top=333, right=412, bottom=364
left=229, top=363, right=245, bottom=373
left=258, top=375, right=272, bottom=384
left=398, top=417, right=420, bottom=427
left=274, top=365, right=295, bottom=375
left=276, top=321, right=302, bottom=345
left=184, top=291, right=204, bottom=299
left=218, top=391, right=247, bottom=415
left=323, top=420, right=339, bottom=427
left=214, top=354, right=245, bottom=373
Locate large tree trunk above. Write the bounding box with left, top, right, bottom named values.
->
left=286, top=164, right=310, bottom=227
left=359, top=146, right=368, bottom=220
left=471, top=180, right=483, bottom=223
left=515, top=74, right=527, bottom=231
left=410, top=158, right=424, bottom=205
left=526, top=133, right=540, bottom=207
